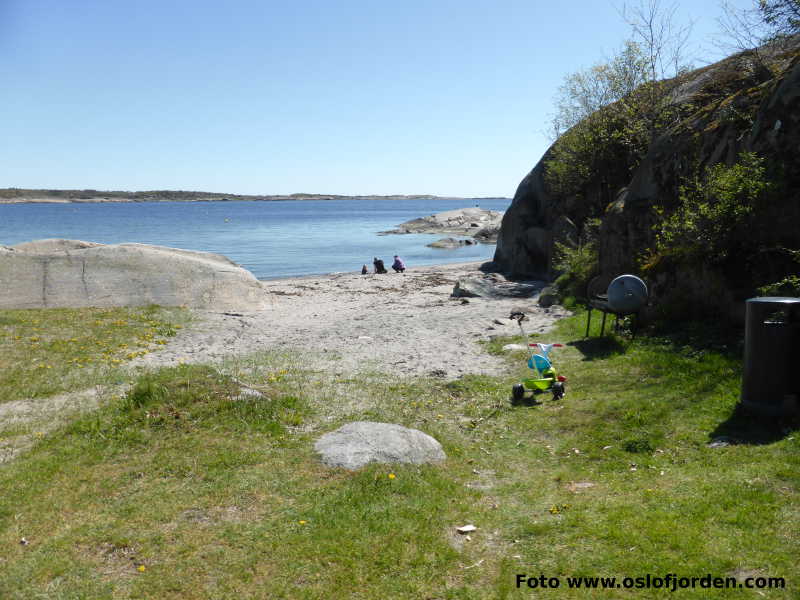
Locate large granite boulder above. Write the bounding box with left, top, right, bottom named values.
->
left=0, top=239, right=269, bottom=311
left=493, top=42, right=800, bottom=319
left=314, top=421, right=446, bottom=470
left=473, top=224, right=502, bottom=243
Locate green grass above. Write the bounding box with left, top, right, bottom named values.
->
left=0, top=309, right=797, bottom=598
left=0, top=306, right=189, bottom=403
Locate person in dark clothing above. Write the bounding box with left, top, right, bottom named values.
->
left=373, top=257, right=387, bottom=274
left=361, top=264, right=368, bottom=275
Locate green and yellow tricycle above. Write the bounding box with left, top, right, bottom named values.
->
left=509, top=311, right=567, bottom=402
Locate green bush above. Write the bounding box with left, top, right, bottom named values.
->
left=653, top=152, right=771, bottom=264
left=553, top=237, right=599, bottom=301
left=757, top=275, right=800, bottom=297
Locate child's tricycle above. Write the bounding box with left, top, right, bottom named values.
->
left=509, top=311, right=567, bottom=402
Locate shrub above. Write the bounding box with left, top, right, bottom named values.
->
left=652, top=152, right=771, bottom=264
left=757, top=275, right=800, bottom=297
left=553, top=220, right=600, bottom=301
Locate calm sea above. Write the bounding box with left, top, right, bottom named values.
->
left=0, top=198, right=509, bottom=279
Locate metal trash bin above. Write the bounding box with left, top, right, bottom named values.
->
left=740, top=297, right=800, bottom=416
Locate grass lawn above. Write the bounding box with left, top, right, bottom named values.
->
left=0, top=309, right=797, bottom=598
left=0, top=306, right=188, bottom=403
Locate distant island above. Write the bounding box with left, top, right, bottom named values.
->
left=0, top=188, right=509, bottom=204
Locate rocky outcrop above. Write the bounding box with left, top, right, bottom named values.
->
left=314, top=422, right=446, bottom=470
left=381, top=207, right=503, bottom=241
left=427, top=237, right=477, bottom=249
left=0, top=239, right=270, bottom=311
left=451, top=273, right=546, bottom=298
left=473, top=224, right=502, bottom=243
left=494, top=41, right=800, bottom=316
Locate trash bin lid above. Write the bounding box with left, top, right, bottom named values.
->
left=746, top=297, right=800, bottom=304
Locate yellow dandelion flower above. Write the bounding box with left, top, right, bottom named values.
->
left=137, top=565, right=146, bottom=572
left=298, top=520, right=307, bottom=525
left=388, top=473, right=396, bottom=480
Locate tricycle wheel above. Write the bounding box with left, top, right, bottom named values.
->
left=551, top=381, right=565, bottom=400
left=512, top=384, right=525, bottom=401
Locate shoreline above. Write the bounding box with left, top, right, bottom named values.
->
left=132, top=261, right=566, bottom=379
left=256, top=260, right=493, bottom=282
left=0, top=195, right=510, bottom=205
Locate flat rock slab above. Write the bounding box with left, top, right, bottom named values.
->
left=0, top=239, right=270, bottom=311
left=427, top=237, right=477, bottom=249
left=451, top=274, right=546, bottom=298
left=380, top=207, right=503, bottom=236
left=315, top=421, right=446, bottom=470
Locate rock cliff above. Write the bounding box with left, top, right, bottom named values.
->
left=494, top=41, right=800, bottom=318
left=0, top=240, right=270, bottom=311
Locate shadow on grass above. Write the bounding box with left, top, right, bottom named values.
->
left=645, top=321, right=744, bottom=359
left=509, top=390, right=564, bottom=408
left=709, top=404, right=800, bottom=445
left=568, top=336, right=627, bottom=361
left=510, top=394, right=543, bottom=407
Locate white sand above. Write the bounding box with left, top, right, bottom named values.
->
left=132, top=262, right=569, bottom=378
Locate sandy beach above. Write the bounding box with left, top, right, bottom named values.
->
left=131, top=261, right=570, bottom=378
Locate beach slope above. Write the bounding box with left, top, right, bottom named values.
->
left=132, top=262, right=568, bottom=378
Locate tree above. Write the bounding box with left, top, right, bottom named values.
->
left=619, top=0, right=694, bottom=139
left=716, top=0, right=800, bottom=64
left=543, top=1, right=695, bottom=228
left=620, top=0, right=694, bottom=82
left=758, top=0, right=800, bottom=38
left=549, top=42, right=650, bottom=140
left=549, top=0, right=694, bottom=143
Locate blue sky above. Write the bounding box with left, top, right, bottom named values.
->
left=1, top=0, right=754, bottom=197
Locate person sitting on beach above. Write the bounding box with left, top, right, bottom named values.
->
left=392, top=255, right=406, bottom=273
left=361, top=264, right=368, bottom=275
left=373, top=257, right=387, bottom=274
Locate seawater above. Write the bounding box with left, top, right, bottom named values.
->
left=0, top=198, right=510, bottom=279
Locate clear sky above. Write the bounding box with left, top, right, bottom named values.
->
left=1, top=0, right=754, bottom=197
